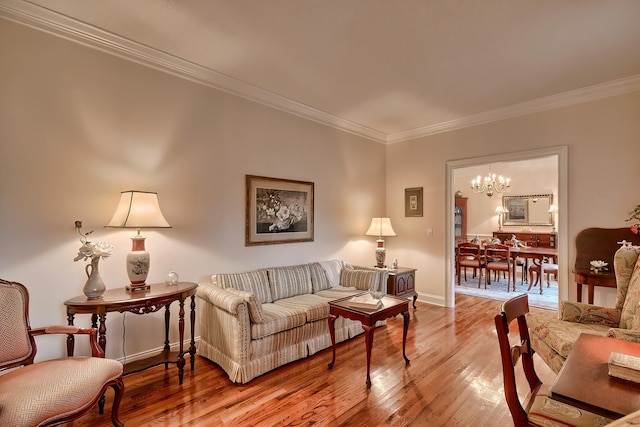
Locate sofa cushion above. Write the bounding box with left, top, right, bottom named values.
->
left=620, top=253, right=640, bottom=330
left=274, top=294, right=332, bottom=322
left=215, top=269, right=272, bottom=304
left=309, top=262, right=331, bottom=292
left=225, top=288, right=264, bottom=323
left=614, top=246, right=640, bottom=309
left=560, top=301, right=621, bottom=327
left=251, top=303, right=307, bottom=339
left=268, top=264, right=312, bottom=301
left=340, top=269, right=380, bottom=291
left=318, top=260, right=344, bottom=287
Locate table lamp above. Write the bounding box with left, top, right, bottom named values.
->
left=365, top=217, right=396, bottom=268
left=105, top=190, right=171, bottom=292
left=548, top=204, right=558, bottom=232
left=495, top=205, right=509, bottom=231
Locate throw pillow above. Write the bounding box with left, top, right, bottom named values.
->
left=309, top=262, right=331, bottom=292
left=225, top=288, right=264, bottom=323
left=340, top=269, right=380, bottom=291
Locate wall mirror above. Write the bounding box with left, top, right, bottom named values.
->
left=502, top=194, right=554, bottom=226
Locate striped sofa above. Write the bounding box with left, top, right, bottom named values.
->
left=196, top=260, right=389, bottom=383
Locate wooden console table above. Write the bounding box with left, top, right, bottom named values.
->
left=574, top=268, right=617, bottom=304
left=64, top=282, right=197, bottom=384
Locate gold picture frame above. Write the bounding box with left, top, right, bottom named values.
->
left=405, top=187, right=423, bottom=217
left=246, top=175, right=314, bottom=246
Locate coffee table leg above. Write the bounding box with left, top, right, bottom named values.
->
left=402, top=311, right=410, bottom=365
left=327, top=314, right=337, bottom=369
left=363, top=324, right=374, bottom=388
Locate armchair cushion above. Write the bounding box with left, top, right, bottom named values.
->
left=620, top=254, right=640, bottom=329
left=614, top=247, right=640, bottom=309
left=560, top=301, right=621, bottom=327
left=0, top=357, right=123, bottom=427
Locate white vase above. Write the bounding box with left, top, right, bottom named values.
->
left=83, top=257, right=106, bottom=299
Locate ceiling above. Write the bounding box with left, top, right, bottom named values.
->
left=3, top=0, right=640, bottom=143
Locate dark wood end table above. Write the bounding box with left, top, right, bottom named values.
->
left=64, top=282, right=198, bottom=385
left=550, top=333, right=640, bottom=419
left=327, top=293, right=410, bottom=388
left=387, top=267, right=418, bottom=309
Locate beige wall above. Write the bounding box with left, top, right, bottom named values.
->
left=386, top=91, right=640, bottom=306
left=3, top=17, right=640, bottom=362
left=0, top=20, right=386, bottom=361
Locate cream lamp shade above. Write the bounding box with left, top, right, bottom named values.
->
left=365, top=218, right=396, bottom=268
left=105, top=190, right=171, bottom=292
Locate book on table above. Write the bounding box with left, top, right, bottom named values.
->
left=608, top=351, right=640, bottom=383
left=348, top=295, right=383, bottom=311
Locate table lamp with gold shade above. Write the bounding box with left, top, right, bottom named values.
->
left=105, top=190, right=171, bottom=292
left=365, top=217, right=396, bottom=268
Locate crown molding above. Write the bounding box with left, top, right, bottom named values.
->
left=3, top=1, right=639, bottom=146
left=0, top=1, right=388, bottom=143
left=387, top=73, right=640, bottom=144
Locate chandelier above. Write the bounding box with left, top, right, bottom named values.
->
left=470, top=170, right=511, bottom=197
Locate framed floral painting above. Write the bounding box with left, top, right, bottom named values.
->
left=405, top=187, right=423, bottom=217
left=246, top=175, right=314, bottom=245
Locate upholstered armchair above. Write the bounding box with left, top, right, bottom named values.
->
left=527, top=246, right=640, bottom=374
left=0, top=279, right=125, bottom=427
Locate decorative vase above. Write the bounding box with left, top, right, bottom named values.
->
left=83, top=257, right=106, bottom=299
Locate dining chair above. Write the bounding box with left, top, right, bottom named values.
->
left=505, top=240, right=527, bottom=285
left=456, top=242, right=485, bottom=287
left=484, top=244, right=515, bottom=291
left=495, top=294, right=613, bottom=426
left=528, top=257, right=559, bottom=294
left=0, top=279, right=125, bottom=427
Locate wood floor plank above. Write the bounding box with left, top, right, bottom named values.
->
left=62, top=294, right=557, bottom=426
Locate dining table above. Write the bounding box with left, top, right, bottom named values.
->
left=550, top=333, right=640, bottom=419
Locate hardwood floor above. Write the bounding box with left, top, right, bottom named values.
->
left=63, top=294, right=557, bottom=427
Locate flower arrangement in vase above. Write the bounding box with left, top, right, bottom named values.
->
left=74, top=221, right=113, bottom=299
left=627, top=204, right=640, bottom=235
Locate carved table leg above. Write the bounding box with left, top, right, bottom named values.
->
left=66, top=313, right=75, bottom=357
left=164, top=304, right=171, bottom=370
left=189, top=295, right=197, bottom=371
left=177, top=298, right=186, bottom=385
left=363, top=324, right=375, bottom=388
left=327, top=314, right=337, bottom=369
left=97, top=313, right=107, bottom=414
left=402, top=310, right=411, bottom=365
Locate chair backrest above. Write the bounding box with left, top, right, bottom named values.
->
left=0, top=279, right=37, bottom=369
left=457, top=242, right=481, bottom=260
left=485, top=243, right=511, bottom=263
left=494, top=294, right=542, bottom=426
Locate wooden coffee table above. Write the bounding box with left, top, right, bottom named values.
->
left=327, top=293, right=410, bottom=388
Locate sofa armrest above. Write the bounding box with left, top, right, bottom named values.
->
left=607, top=328, right=640, bottom=343
left=196, top=282, right=252, bottom=364
left=196, top=282, right=245, bottom=314
left=560, top=301, right=621, bottom=327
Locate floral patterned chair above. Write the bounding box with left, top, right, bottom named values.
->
left=0, top=279, right=125, bottom=426
left=526, top=245, right=640, bottom=374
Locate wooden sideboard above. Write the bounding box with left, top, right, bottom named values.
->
left=493, top=231, right=557, bottom=248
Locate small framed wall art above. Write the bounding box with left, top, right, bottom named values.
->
left=246, top=175, right=314, bottom=245
left=405, top=187, right=423, bottom=217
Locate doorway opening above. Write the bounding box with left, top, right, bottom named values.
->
left=445, top=147, right=568, bottom=309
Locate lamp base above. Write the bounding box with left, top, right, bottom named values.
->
left=375, top=239, right=386, bottom=268
left=126, top=234, right=150, bottom=291
left=126, top=283, right=151, bottom=293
